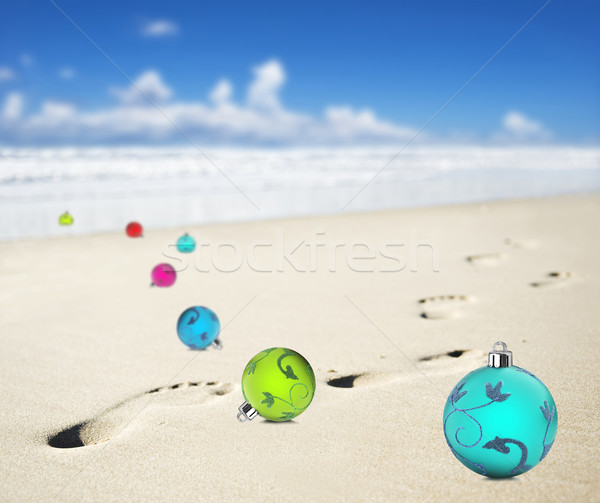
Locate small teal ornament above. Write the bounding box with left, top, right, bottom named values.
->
left=176, top=233, right=196, bottom=253
left=443, top=342, right=557, bottom=478
left=176, top=306, right=221, bottom=350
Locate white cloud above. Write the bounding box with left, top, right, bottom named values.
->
left=247, top=59, right=286, bottom=111
left=210, top=79, right=233, bottom=105
left=0, top=60, right=420, bottom=145
left=499, top=110, right=551, bottom=141
left=323, top=106, right=416, bottom=141
left=0, top=67, right=16, bottom=82
left=140, top=19, right=179, bottom=37
left=3, top=92, right=24, bottom=120
left=111, top=70, right=173, bottom=105
left=20, top=54, right=33, bottom=67
left=58, top=67, right=76, bottom=80
left=41, top=101, right=77, bottom=119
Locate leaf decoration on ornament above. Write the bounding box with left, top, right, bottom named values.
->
left=261, top=392, right=275, bottom=408
left=449, top=381, right=467, bottom=404
left=277, top=351, right=299, bottom=380
left=482, top=436, right=531, bottom=474
left=485, top=381, right=510, bottom=402
left=280, top=411, right=295, bottom=420
left=482, top=436, right=511, bottom=454
left=186, top=308, right=200, bottom=325
left=247, top=348, right=276, bottom=375
left=540, top=400, right=555, bottom=423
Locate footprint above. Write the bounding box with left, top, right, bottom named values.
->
left=466, top=253, right=506, bottom=266
left=531, top=271, right=575, bottom=288
left=326, top=349, right=485, bottom=389
left=327, top=374, right=360, bottom=388
left=418, top=348, right=487, bottom=375
left=326, top=371, right=405, bottom=388
left=504, top=238, right=538, bottom=250
left=419, top=348, right=483, bottom=364
left=419, top=349, right=467, bottom=361
left=418, top=295, right=473, bottom=319
left=48, top=381, right=234, bottom=449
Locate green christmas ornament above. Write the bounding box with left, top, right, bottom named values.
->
left=58, top=211, right=74, bottom=226
left=237, top=347, right=316, bottom=422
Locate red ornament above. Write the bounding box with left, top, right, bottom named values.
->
left=126, top=221, right=143, bottom=238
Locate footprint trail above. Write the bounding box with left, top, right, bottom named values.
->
left=326, top=372, right=405, bottom=388
left=326, top=349, right=485, bottom=389
left=419, top=295, right=473, bottom=319
left=48, top=381, right=234, bottom=449
left=466, top=253, right=506, bottom=266
left=531, top=271, right=576, bottom=288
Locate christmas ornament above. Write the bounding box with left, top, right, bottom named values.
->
left=150, top=263, right=176, bottom=287
left=237, top=347, right=315, bottom=422
left=176, top=233, right=196, bottom=253
left=443, top=342, right=557, bottom=478
left=126, top=221, right=143, bottom=238
left=176, top=306, right=221, bottom=350
left=58, top=211, right=74, bottom=226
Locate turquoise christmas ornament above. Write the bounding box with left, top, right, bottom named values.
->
left=176, top=233, right=196, bottom=253
left=176, top=306, right=221, bottom=350
left=443, top=342, right=557, bottom=478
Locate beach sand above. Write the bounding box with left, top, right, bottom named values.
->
left=0, top=193, right=598, bottom=502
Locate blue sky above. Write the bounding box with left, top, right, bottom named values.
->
left=0, top=0, right=598, bottom=145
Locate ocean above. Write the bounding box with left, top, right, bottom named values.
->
left=0, top=145, right=598, bottom=241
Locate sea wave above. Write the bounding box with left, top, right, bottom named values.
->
left=0, top=145, right=598, bottom=240
left=1, top=146, right=598, bottom=194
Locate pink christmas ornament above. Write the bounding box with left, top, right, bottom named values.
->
left=151, top=263, right=176, bottom=287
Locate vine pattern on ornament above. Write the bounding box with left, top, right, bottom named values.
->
left=516, top=366, right=556, bottom=462
left=246, top=348, right=276, bottom=375
left=515, top=366, right=544, bottom=384
left=443, top=380, right=513, bottom=476
left=261, top=382, right=311, bottom=420
left=539, top=400, right=555, bottom=461
left=482, top=436, right=532, bottom=474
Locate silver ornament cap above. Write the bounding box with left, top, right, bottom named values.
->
left=488, top=341, right=513, bottom=368
left=237, top=401, right=259, bottom=422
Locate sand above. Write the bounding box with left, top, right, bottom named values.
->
left=0, top=193, right=598, bottom=502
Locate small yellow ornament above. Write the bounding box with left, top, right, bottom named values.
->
left=58, top=211, right=74, bottom=226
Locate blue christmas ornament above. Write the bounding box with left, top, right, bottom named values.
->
left=176, top=306, right=222, bottom=350
left=176, top=233, right=196, bottom=253
left=443, top=342, right=557, bottom=478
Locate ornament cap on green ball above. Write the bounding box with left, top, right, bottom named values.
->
left=237, top=347, right=316, bottom=423
left=443, top=341, right=558, bottom=478
left=237, top=401, right=260, bottom=422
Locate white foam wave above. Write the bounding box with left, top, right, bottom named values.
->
left=0, top=145, right=598, bottom=200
